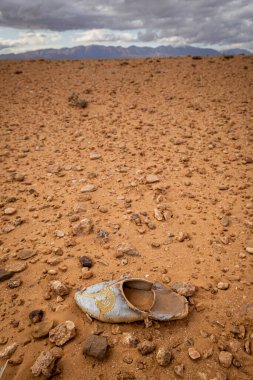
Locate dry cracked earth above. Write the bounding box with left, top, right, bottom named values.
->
left=0, top=55, right=253, bottom=380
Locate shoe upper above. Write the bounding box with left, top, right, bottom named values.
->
left=75, top=278, right=188, bottom=323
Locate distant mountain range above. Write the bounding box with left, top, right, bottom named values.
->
left=0, top=44, right=251, bottom=60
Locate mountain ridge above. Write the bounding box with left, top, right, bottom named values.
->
left=0, top=44, right=251, bottom=60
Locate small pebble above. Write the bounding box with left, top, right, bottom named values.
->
left=217, top=282, right=230, bottom=290
left=219, top=351, right=233, bottom=368
left=156, top=347, right=172, bottom=366
left=79, top=256, right=93, bottom=268
left=188, top=347, right=201, bottom=360
left=29, top=310, right=44, bottom=324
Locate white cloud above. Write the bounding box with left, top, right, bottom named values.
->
left=75, top=29, right=137, bottom=45
left=0, top=29, right=61, bottom=53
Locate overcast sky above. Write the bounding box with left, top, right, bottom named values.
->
left=0, top=0, right=252, bottom=54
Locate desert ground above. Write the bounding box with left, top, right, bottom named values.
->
left=0, top=55, right=253, bottom=380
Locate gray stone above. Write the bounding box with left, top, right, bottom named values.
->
left=17, top=249, right=36, bottom=260
left=83, top=334, right=108, bottom=360
left=0, top=269, right=14, bottom=282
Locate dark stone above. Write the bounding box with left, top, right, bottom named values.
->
left=137, top=340, right=156, bottom=355
left=29, top=310, right=44, bottom=324
left=17, top=249, right=36, bottom=260
left=79, top=256, right=92, bottom=268
left=0, top=269, right=14, bottom=282
left=83, top=334, right=108, bottom=360
left=7, top=278, right=22, bottom=288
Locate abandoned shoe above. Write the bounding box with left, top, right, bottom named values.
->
left=75, top=277, right=188, bottom=323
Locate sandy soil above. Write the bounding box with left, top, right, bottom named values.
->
left=0, top=55, right=253, bottom=380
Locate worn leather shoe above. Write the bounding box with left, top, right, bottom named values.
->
left=75, top=277, right=188, bottom=323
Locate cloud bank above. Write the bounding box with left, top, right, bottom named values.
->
left=0, top=0, right=252, bottom=51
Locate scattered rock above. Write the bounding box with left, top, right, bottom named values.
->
left=230, top=324, right=245, bottom=339
left=116, top=242, right=139, bottom=258
left=220, top=216, right=230, bottom=228
left=154, top=208, right=164, bottom=221
left=29, top=310, right=44, bottom=324
left=81, top=267, right=93, bottom=279
left=81, top=184, right=97, bottom=193
left=174, top=363, right=184, bottom=377
left=72, top=218, right=94, bottom=236
left=30, top=347, right=62, bottom=378
left=177, top=231, right=189, bottom=242
left=171, top=282, right=196, bottom=297
left=122, top=333, right=139, bottom=347
left=49, top=320, right=76, bottom=346
left=32, top=320, right=54, bottom=339
left=217, top=282, right=230, bottom=290
left=245, top=247, right=253, bottom=254
left=50, top=280, right=69, bottom=296
left=6, top=262, right=27, bottom=273
left=146, top=174, right=159, bottom=184
left=83, top=334, right=108, bottom=360
left=80, top=256, right=93, bottom=268
left=137, top=340, right=156, bottom=355
left=55, top=230, right=65, bottom=238
left=48, top=269, right=58, bottom=275
left=4, top=207, right=16, bottom=215
left=17, top=249, right=36, bottom=260
left=0, top=269, right=14, bottom=282
left=244, top=340, right=251, bottom=355
left=188, top=347, right=201, bottom=360
left=156, top=347, right=172, bottom=366
left=218, top=351, right=233, bottom=368
left=239, top=303, right=253, bottom=321
left=89, top=152, right=101, bottom=160
left=0, top=343, right=18, bottom=359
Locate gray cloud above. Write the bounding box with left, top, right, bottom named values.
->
left=0, top=42, right=12, bottom=50
left=0, top=0, right=252, bottom=49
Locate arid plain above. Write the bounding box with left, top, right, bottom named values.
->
left=0, top=55, right=253, bottom=379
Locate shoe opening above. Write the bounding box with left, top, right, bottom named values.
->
left=122, top=280, right=154, bottom=311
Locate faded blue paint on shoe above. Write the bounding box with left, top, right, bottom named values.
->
left=75, top=277, right=188, bottom=323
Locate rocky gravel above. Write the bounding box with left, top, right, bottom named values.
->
left=0, top=55, right=252, bottom=379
